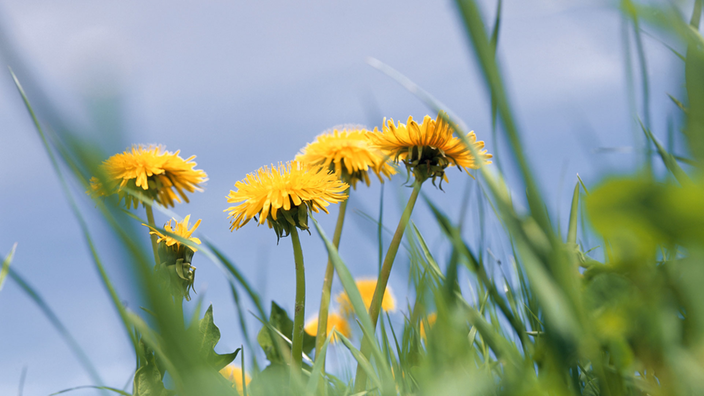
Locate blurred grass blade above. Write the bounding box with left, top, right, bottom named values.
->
left=456, top=297, right=520, bottom=368
left=454, top=0, right=551, bottom=234
left=49, top=386, right=131, bottom=396
left=489, top=0, right=503, bottom=172
left=311, top=217, right=394, bottom=390
left=410, top=222, right=444, bottom=280
left=251, top=314, right=314, bottom=365
left=10, top=68, right=140, bottom=353
left=335, top=331, right=383, bottom=391
left=669, top=94, right=687, bottom=114
left=8, top=267, right=104, bottom=386
left=638, top=118, right=691, bottom=185
left=577, top=174, right=590, bottom=195
left=0, top=243, right=17, bottom=292
left=424, top=197, right=527, bottom=345
left=567, top=182, right=580, bottom=245
left=305, top=331, right=334, bottom=394
left=230, top=285, right=259, bottom=372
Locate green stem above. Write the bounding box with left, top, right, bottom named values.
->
left=353, top=179, right=423, bottom=392
left=290, top=227, right=306, bottom=384
left=145, top=205, right=160, bottom=266
left=314, top=190, right=350, bottom=365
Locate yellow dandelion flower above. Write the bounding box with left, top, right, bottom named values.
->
left=420, top=312, right=437, bottom=340
left=143, top=215, right=201, bottom=301
left=295, top=126, right=396, bottom=188
left=220, top=364, right=251, bottom=394
left=304, top=312, right=352, bottom=341
left=89, top=144, right=208, bottom=208
left=369, top=113, right=491, bottom=186
left=336, top=278, right=396, bottom=316
left=144, top=215, right=202, bottom=252
left=225, top=161, right=348, bottom=240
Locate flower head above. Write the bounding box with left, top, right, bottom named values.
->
left=220, top=364, right=251, bottom=394
left=143, top=215, right=202, bottom=301
left=295, top=126, right=396, bottom=189
left=303, top=312, right=352, bottom=341
left=225, top=161, right=348, bottom=240
left=420, top=312, right=437, bottom=340
left=146, top=214, right=202, bottom=252
left=89, top=145, right=208, bottom=208
left=336, top=279, right=396, bottom=317
left=369, top=113, right=491, bottom=187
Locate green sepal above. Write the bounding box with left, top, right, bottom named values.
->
left=266, top=205, right=311, bottom=242
left=155, top=243, right=197, bottom=301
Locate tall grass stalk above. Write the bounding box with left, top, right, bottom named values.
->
left=314, top=188, right=350, bottom=363
left=353, top=178, right=423, bottom=391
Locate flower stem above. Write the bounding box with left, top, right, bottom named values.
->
left=353, top=179, right=423, bottom=392
left=145, top=205, right=160, bottom=266
left=314, top=189, right=350, bottom=365
left=290, top=226, right=306, bottom=384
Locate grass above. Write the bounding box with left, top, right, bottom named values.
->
left=5, top=0, right=704, bottom=395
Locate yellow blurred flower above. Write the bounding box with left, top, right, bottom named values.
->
left=369, top=113, right=491, bottom=185
left=220, top=364, right=251, bottom=394
left=420, top=312, right=437, bottom=340
left=144, top=215, right=202, bottom=252
left=89, top=144, right=208, bottom=208
left=295, top=126, right=396, bottom=188
left=304, top=312, right=352, bottom=341
left=225, top=161, right=348, bottom=239
left=336, top=279, right=396, bottom=316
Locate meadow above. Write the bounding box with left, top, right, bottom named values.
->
left=3, top=0, right=704, bottom=395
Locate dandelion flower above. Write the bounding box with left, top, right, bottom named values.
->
left=369, top=113, right=491, bottom=186
left=89, top=144, right=208, bottom=208
left=295, top=126, right=396, bottom=188
left=220, top=364, right=251, bottom=394
left=420, top=312, right=437, bottom=340
left=304, top=312, right=352, bottom=341
left=143, top=215, right=201, bottom=301
left=225, top=161, right=348, bottom=240
left=144, top=215, right=202, bottom=252
left=337, top=279, right=396, bottom=316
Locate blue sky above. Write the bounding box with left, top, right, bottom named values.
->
left=0, top=0, right=685, bottom=394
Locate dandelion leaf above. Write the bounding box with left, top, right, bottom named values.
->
left=189, top=305, right=239, bottom=370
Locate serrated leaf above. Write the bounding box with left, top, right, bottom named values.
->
left=189, top=305, right=239, bottom=370
left=134, top=362, right=169, bottom=396
left=211, top=348, right=241, bottom=371
left=197, top=305, right=221, bottom=354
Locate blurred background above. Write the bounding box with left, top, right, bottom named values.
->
left=0, top=0, right=684, bottom=394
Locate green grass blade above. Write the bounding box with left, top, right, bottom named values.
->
left=8, top=267, right=105, bottom=386
left=410, top=222, right=444, bottom=280
left=454, top=0, right=552, bottom=234
left=638, top=118, right=691, bottom=185
left=567, top=182, right=580, bottom=245
left=0, top=243, right=17, bottom=292
left=305, top=331, right=334, bottom=394
left=10, top=68, right=140, bottom=355
left=335, top=331, right=383, bottom=392
left=424, top=197, right=527, bottom=345
left=49, top=386, right=131, bottom=396
left=310, top=217, right=394, bottom=391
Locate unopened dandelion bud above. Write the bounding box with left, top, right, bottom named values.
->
left=144, top=215, right=202, bottom=301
